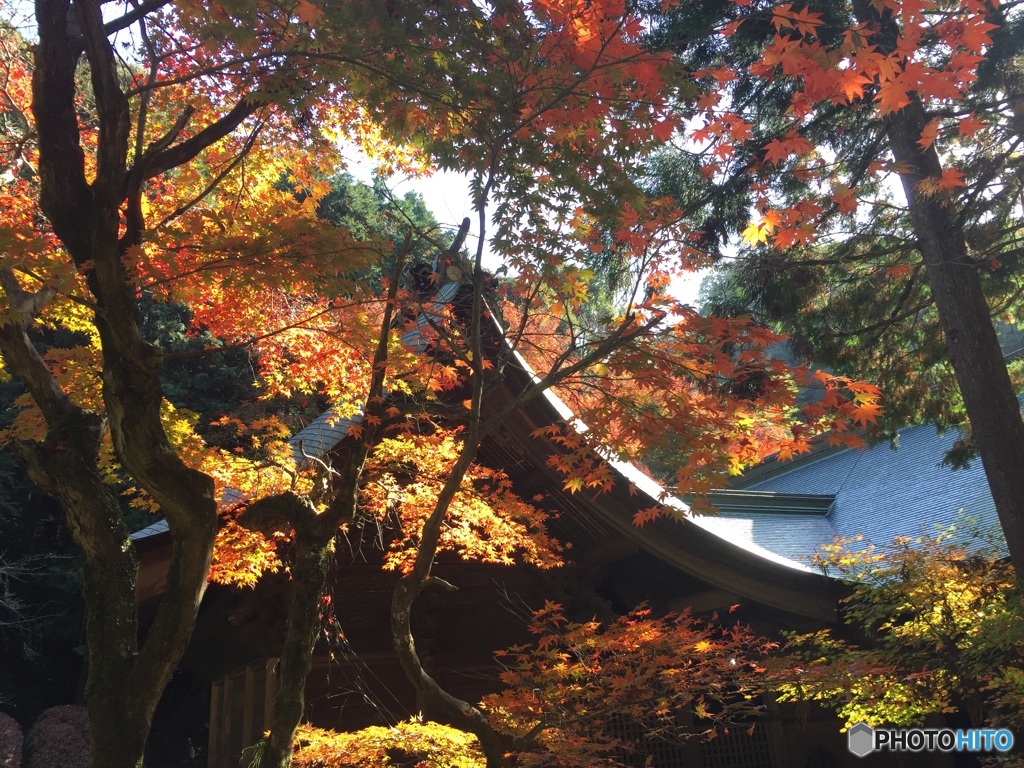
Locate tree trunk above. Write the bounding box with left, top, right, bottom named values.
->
left=262, top=535, right=331, bottom=768
left=850, top=0, right=1024, bottom=578
left=6, top=4, right=222, bottom=768
left=391, top=577, right=514, bottom=768
left=883, top=98, right=1024, bottom=577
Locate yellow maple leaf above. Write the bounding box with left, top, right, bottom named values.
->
left=741, top=211, right=779, bottom=247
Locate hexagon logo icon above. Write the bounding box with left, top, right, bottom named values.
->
left=848, top=722, right=875, bottom=757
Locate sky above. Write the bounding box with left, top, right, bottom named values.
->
left=340, top=148, right=709, bottom=308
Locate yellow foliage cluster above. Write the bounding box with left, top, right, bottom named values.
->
left=291, top=721, right=484, bottom=768
left=777, top=523, right=1024, bottom=733
left=360, top=430, right=564, bottom=573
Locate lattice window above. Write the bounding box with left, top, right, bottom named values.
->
left=601, top=714, right=693, bottom=767
left=698, top=725, right=774, bottom=768
left=602, top=710, right=778, bottom=768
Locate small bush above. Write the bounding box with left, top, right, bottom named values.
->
left=24, top=706, right=88, bottom=768
left=292, top=721, right=484, bottom=768
left=0, top=713, right=22, bottom=768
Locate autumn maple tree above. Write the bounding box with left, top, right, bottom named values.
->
left=0, top=1, right=883, bottom=768
left=482, top=603, right=778, bottom=767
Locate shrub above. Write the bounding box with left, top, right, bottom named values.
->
left=24, top=706, right=88, bottom=768
left=291, top=721, right=484, bottom=768
left=0, top=713, right=22, bottom=768
left=776, top=529, right=1024, bottom=732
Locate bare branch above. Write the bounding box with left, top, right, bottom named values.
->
left=103, top=0, right=174, bottom=35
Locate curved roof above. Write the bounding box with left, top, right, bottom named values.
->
left=134, top=244, right=844, bottom=623
left=477, top=354, right=843, bottom=623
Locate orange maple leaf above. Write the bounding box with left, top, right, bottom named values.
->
left=937, top=167, right=966, bottom=191
left=633, top=506, right=662, bottom=526
left=916, top=118, right=940, bottom=151
left=875, top=82, right=910, bottom=114
left=885, top=263, right=916, bottom=279
left=295, top=0, right=323, bottom=25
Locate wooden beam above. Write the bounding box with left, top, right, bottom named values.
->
left=263, top=658, right=278, bottom=735
left=242, top=664, right=257, bottom=749
left=208, top=680, right=222, bottom=768
left=668, top=588, right=742, bottom=614
left=220, top=673, right=234, bottom=768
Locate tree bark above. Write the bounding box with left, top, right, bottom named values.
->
left=251, top=247, right=409, bottom=768
left=885, top=99, right=1024, bottom=577
left=5, top=3, right=222, bottom=766
left=852, top=0, right=1024, bottom=577
left=262, top=529, right=331, bottom=768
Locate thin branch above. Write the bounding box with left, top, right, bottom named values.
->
left=139, top=96, right=264, bottom=181
left=103, top=0, right=174, bottom=35
left=153, top=120, right=264, bottom=230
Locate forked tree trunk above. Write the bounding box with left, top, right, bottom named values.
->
left=7, top=3, right=222, bottom=767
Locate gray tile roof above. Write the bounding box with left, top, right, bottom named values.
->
left=130, top=410, right=362, bottom=542
left=731, top=421, right=1002, bottom=558
left=289, top=406, right=361, bottom=465
left=695, top=512, right=837, bottom=564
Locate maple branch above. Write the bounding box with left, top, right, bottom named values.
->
left=0, top=269, right=57, bottom=320
left=122, top=49, right=468, bottom=121
left=160, top=297, right=380, bottom=362
left=152, top=120, right=265, bottom=230
left=130, top=0, right=160, bottom=167
left=391, top=161, right=517, bottom=768
left=0, top=282, right=74, bottom=430
left=139, top=95, right=264, bottom=182
left=484, top=311, right=665, bottom=433
left=421, top=576, right=458, bottom=594
left=78, top=0, right=130, bottom=204
left=142, top=105, right=195, bottom=159
left=239, top=493, right=318, bottom=538
left=140, top=241, right=386, bottom=290
left=494, top=280, right=546, bottom=375
left=257, top=238, right=416, bottom=768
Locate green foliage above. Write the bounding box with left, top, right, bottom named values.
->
left=317, top=176, right=439, bottom=254
left=140, top=296, right=258, bottom=421
left=775, top=524, right=1024, bottom=733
